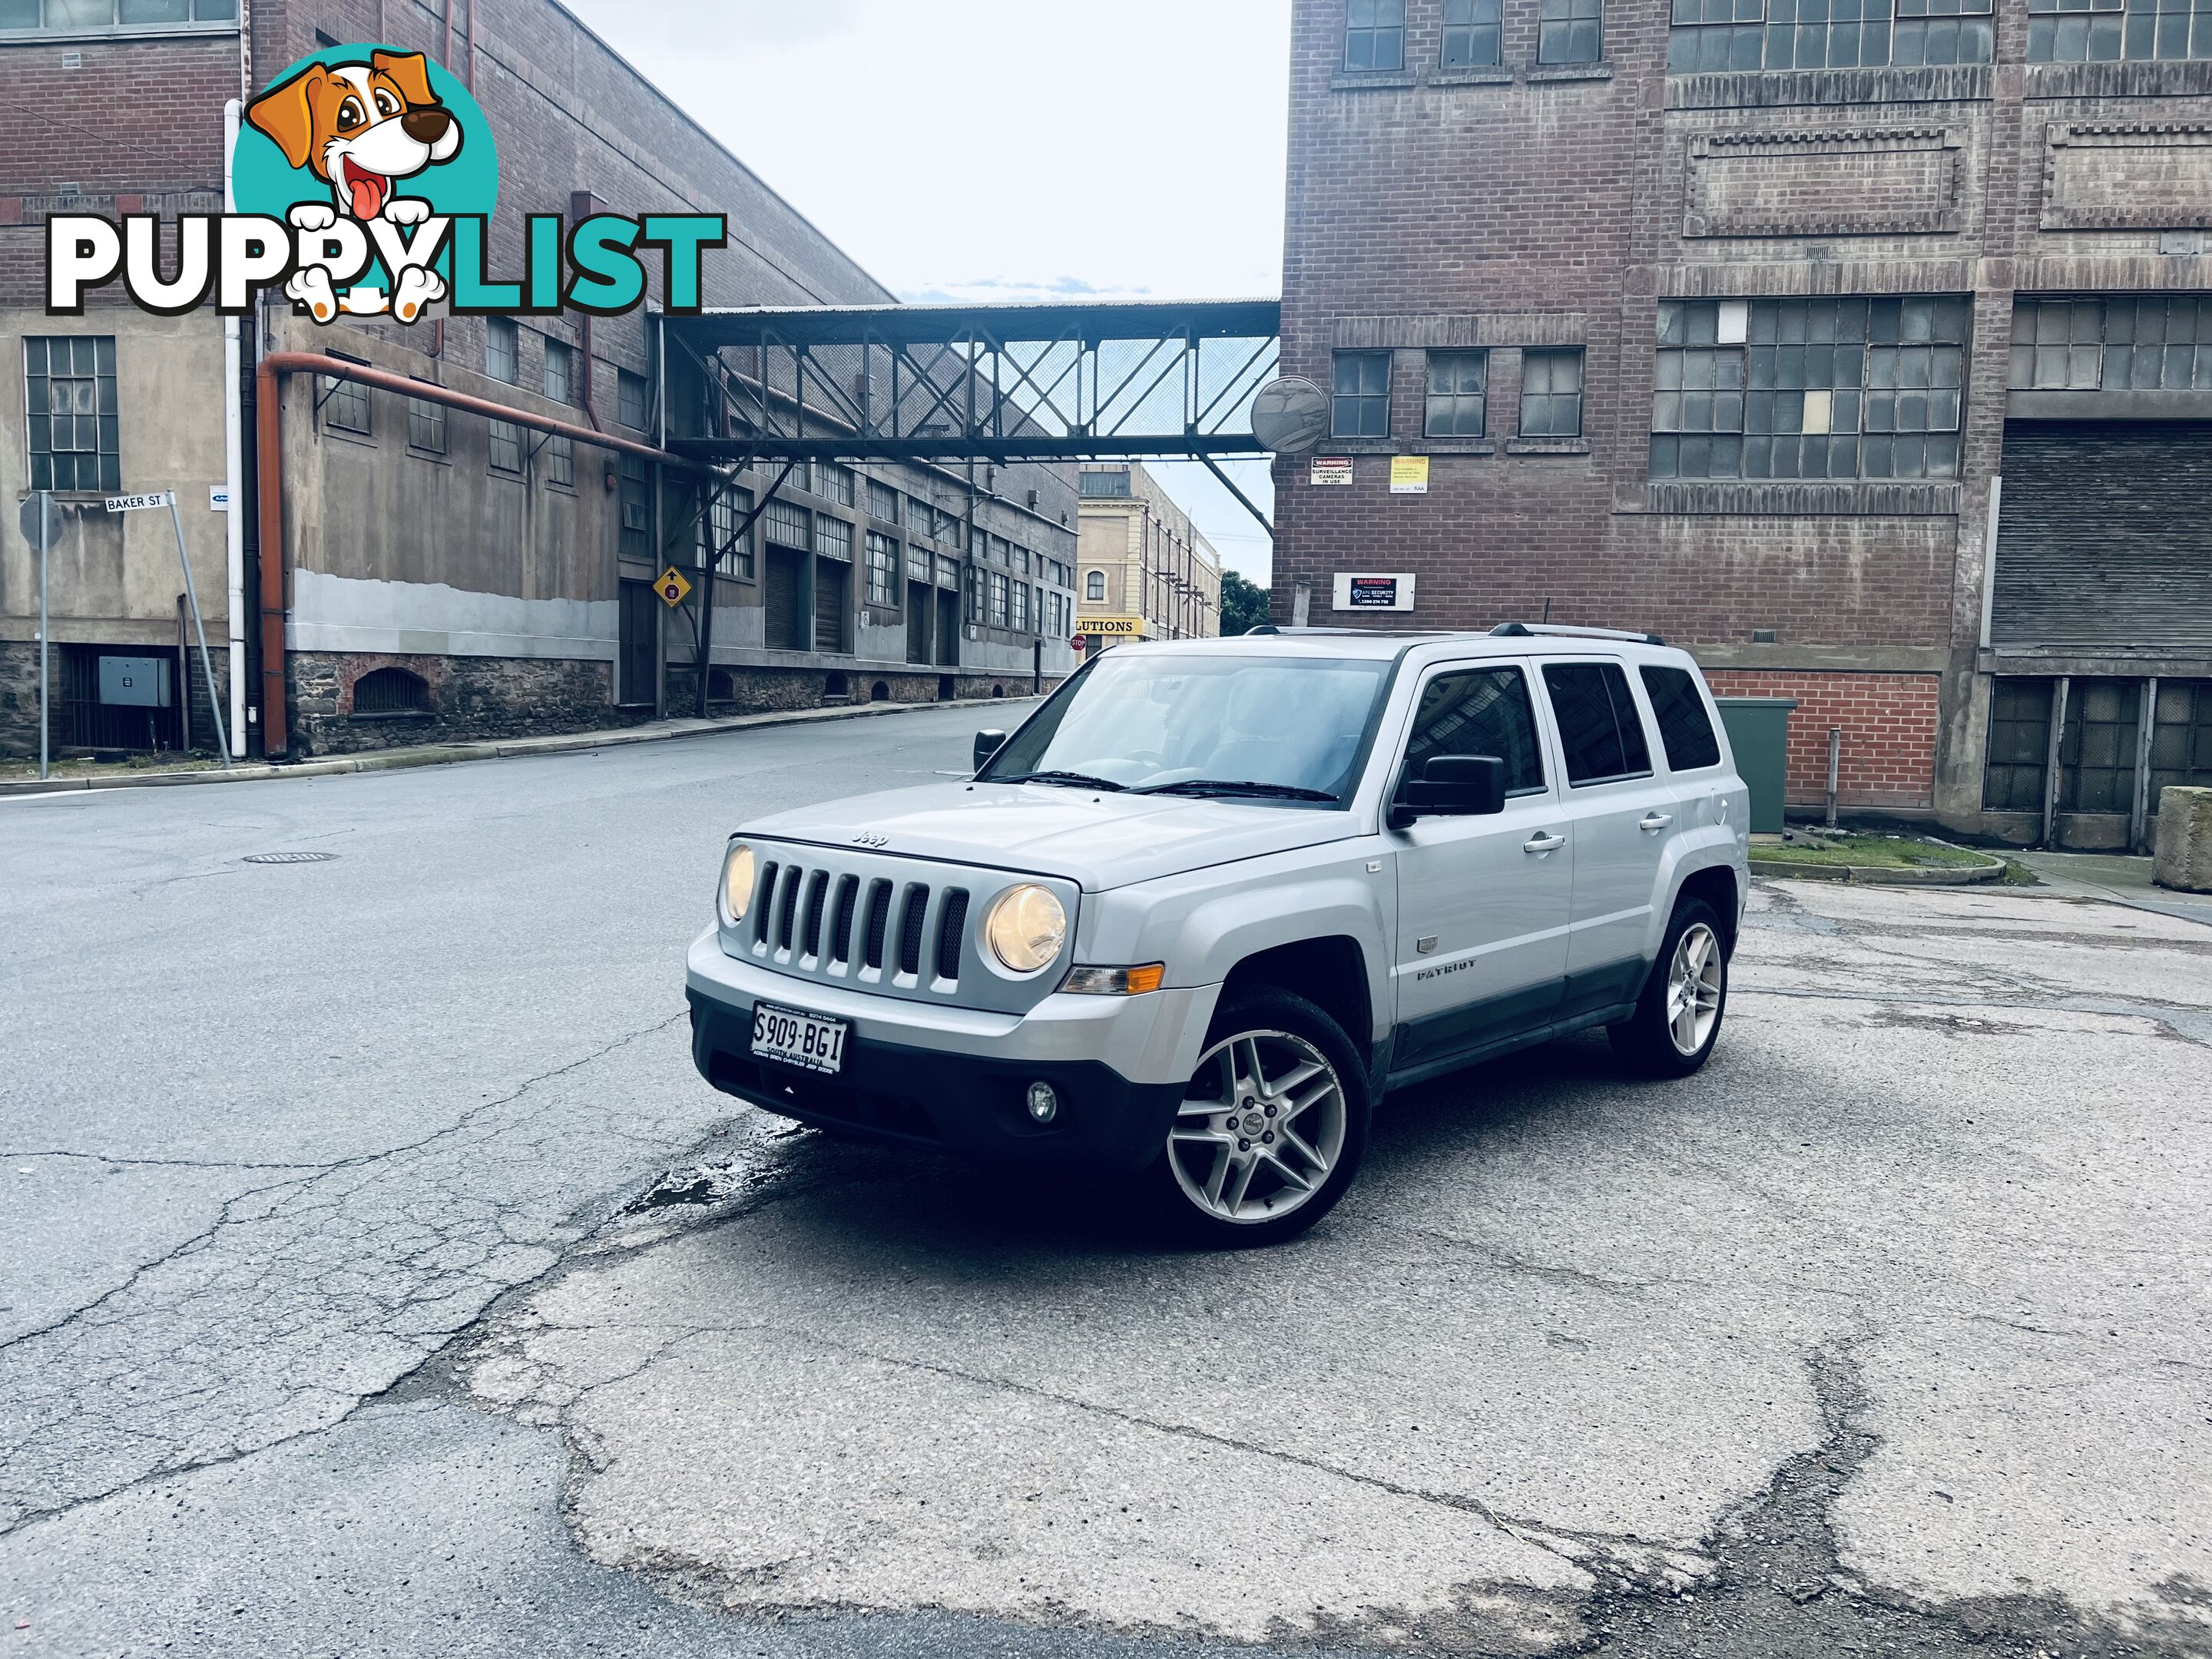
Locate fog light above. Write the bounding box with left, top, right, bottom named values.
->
left=1025, top=1081, right=1060, bottom=1124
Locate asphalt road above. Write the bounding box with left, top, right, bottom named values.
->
left=2, top=704, right=2207, bottom=1659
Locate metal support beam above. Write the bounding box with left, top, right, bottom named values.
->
left=1198, top=455, right=1274, bottom=540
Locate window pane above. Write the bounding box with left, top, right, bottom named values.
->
left=1543, top=663, right=1650, bottom=783
left=1641, top=667, right=1723, bottom=770
left=1406, top=668, right=1547, bottom=792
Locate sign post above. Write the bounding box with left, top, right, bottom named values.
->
left=16, top=492, right=56, bottom=781
left=106, top=492, right=230, bottom=767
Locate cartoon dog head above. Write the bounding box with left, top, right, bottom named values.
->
left=246, top=51, right=462, bottom=221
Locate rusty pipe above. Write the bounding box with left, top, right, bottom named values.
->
left=253, top=349, right=698, bottom=760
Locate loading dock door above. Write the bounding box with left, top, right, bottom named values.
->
left=907, top=580, right=932, bottom=664
left=1992, top=422, right=2212, bottom=648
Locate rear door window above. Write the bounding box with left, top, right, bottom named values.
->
left=1541, top=662, right=1653, bottom=786
left=1404, top=666, right=1547, bottom=794
left=1640, top=665, right=1723, bottom=772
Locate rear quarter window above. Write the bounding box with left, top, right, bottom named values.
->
left=1542, top=662, right=1653, bottom=786
left=1641, top=665, right=1723, bottom=772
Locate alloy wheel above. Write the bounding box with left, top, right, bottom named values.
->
left=1167, top=1029, right=1346, bottom=1225
left=1666, top=922, right=1724, bottom=1056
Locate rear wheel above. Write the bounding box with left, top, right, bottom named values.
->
left=1151, top=988, right=1369, bottom=1247
left=1608, top=898, right=1728, bottom=1078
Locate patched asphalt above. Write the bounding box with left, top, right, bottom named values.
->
left=2, top=707, right=2207, bottom=1657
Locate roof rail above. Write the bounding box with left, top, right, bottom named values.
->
left=1491, top=621, right=1667, bottom=647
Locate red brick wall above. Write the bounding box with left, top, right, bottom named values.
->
left=1704, top=669, right=1942, bottom=811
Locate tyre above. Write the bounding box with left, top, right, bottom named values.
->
left=1608, top=897, right=1729, bottom=1078
left=1149, top=986, right=1371, bottom=1248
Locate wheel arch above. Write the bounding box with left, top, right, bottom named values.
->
left=1220, top=936, right=1374, bottom=1062
left=1676, top=863, right=1740, bottom=956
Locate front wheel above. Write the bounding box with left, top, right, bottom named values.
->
left=1608, top=898, right=1729, bottom=1078
left=1150, top=988, right=1370, bottom=1248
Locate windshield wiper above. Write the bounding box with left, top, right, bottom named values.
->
left=1001, top=770, right=1128, bottom=792
left=1132, top=779, right=1339, bottom=802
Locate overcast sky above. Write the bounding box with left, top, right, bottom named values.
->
left=558, top=0, right=1292, bottom=584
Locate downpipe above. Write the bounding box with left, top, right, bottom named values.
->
left=224, top=98, right=247, bottom=757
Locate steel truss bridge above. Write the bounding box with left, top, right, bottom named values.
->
left=661, top=299, right=1283, bottom=469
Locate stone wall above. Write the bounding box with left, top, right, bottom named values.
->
left=288, top=653, right=637, bottom=757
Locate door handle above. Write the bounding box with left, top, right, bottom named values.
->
left=1524, top=833, right=1567, bottom=854
left=1640, top=813, right=1674, bottom=833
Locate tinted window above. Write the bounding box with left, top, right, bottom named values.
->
left=1405, top=667, right=1545, bottom=794
left=1543, top=663, right=1653, bottom=786
left=1641, top=666, right=1722, bottom=771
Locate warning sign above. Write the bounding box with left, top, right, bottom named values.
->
left=1388, top=456, right=1429, bottom=495
left=655, top=567, right=694, bottom=608
left=1309, top=456, right=1353, bottom=486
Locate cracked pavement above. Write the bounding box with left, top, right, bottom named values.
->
left=4, top=707, right=2209, bottom=1657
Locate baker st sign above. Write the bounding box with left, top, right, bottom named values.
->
left=1333, top=573, right=1417, bottom=614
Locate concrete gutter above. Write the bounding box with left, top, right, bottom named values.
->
left=0, top=695, right=1038, bottom=801
left=1749, top=855, right=2008, bottom=886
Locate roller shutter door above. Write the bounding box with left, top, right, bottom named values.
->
left=1992, top=422, right=2212, bottom=649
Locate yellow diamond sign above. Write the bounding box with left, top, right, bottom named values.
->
left=655, top=567, right=694, bottom=608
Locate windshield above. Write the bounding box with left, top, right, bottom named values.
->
left=980, top=650, right=1394, bottom=805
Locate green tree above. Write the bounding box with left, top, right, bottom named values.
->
left=1217, top=569, right=1272, bottom=637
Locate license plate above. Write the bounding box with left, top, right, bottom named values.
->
left=750, top=1002, right=849, bottom=1075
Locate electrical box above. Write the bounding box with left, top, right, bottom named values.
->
left=98, top=655, right=173, bottom=709
left=1715, top=697, right=1796, bottom=836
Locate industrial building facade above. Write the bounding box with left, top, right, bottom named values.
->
left=1276, top=0, right=2212, bottom=846
left=1, top=3, right=1075, bottom=763
left=1075, top=462, right=1224, bottom=649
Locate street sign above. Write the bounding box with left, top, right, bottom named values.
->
left=655, top=566, right=694, bottom=608
left=17, top=494, right=59, bottom=552
left=105, top=492, right=177, bottom=512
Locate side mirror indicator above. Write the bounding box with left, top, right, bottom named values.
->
left=1390, top=754, right=1508, bottom=828
left=974, top=730, right=1008, bottom=771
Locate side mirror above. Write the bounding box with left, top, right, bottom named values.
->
left=1390, top=755, right=1508, bottom=829
left=974, top=730, right=1008, bottom=771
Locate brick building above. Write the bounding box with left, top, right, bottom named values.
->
left=1075, top=462, right=1224, bottom=650
left=2, top=2, right=1075, bottom=762
left=1276, top=0, right=2212, bottom=846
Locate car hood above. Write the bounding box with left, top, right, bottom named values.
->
left=741, top=781, right=1362, bottom=890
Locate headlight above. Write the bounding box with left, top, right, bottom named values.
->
left=721, top=843, right=757, bottom=924
left=985, top=884, right=1067, bottom=974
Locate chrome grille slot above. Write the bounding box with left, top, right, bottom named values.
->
left=801, top=871, right=829, bottom=960
left=829, top=875, right=859, bottom=965
left=935, top=889, right=969, bottom=982
left=775, top=866, right=801, bottom=953
left=863, top=880, right=892, bottom=970
left=896, top=884, right=931, bottom=979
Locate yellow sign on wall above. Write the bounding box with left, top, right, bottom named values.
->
left=1389, top=455, right=1431, bottom=495
left=1081, top=614, right=1148, bottom=638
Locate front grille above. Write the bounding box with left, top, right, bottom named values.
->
left=726, top=843, right=1073, bottom=1014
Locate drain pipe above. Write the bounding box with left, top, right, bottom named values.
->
left=1825, top=727, right=1842, bottom=830
left=223, top=98, right=247, bottom=757
left=253, top=351, right=697, bottom=757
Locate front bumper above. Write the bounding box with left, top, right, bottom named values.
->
left=684, top=929, right=1210, bottom=1171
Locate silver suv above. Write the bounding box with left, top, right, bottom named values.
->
left=686, top=625, right=1750, bottom=1245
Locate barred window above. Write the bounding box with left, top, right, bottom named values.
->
left=545, top=433, right=573, bottom=488
left=816, top=462, right=855, bottom=507
left=1345, top=0, right=1406, bottom=68
left=2028, top=0, right=2212, bottom=59
left=1541, top=0, right=1604, bottom=61
left=907, top=494, right=935, bottom=535
left=488, top=419, right=522, bottom=475
left=862, top=531, right=896, bottom=607
left=967, top=561, right=988, bottom=621
left=937, top=506, right=964, bottom=542
left=988, top=570, right=1012, bottom=628
left=617, top=368, right=649, bottom=430
left=1080, top=469, right=1134, bottom=497
left=485, top=317, right=518, bottom=385
left=1651, top=296, right=1969, bottom=481
left=1426, top=351, right=1488, bottom=437
left=817, top=515, right=853, bottom=563
left=1668, top=0, right=1993, bottom=71
left=709, top=486, right=754, bottom=580
left=2009, top=296, right=2212, bottom=391
left=936, top=553, right=959, bottom=589
left=25, top=335, right=118, bottom=493
left=1012, top=581, right=1031, bottom=634
left=868, top=478, right=900, bottom=522
left=321, top=369, right=372, bottom=436
left=1444, top=0, right=1505, bottom=63
left=408, top=386, right=446, bottom=454
left=907, top=541, right=932, bottom=581
left=1518, top=348, right=1585, bottom=437
left=763, top=498, right=813, bottom=550
left=1333, top=352, right=1392, bottom=438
